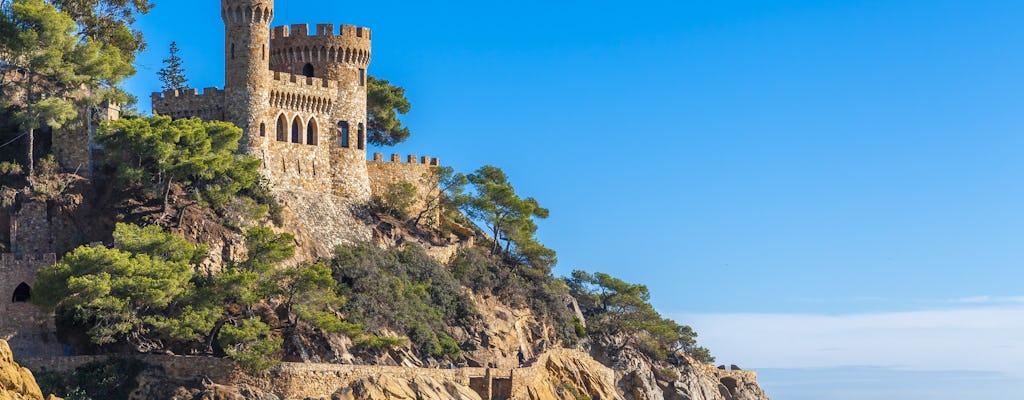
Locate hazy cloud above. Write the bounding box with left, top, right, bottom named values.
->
left=673, top=306, right=1024, bottom=376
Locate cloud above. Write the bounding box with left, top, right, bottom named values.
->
left=672, top=306, right=1024, bottom=376
left=945, top=295, right=1024, bottom=304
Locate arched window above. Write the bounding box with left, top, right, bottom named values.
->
left=306, top=118, right=318, bottom=145
left=12, top=282, right=30, bottom=303
left=259, top=122, right=266, bottom=137
left=291, top=117, right=302, bottom=143
left=302, top=63, right=314, bottom=78
left=357, top=123, right=365, bottom=150
left=276, top=115, right=287, bottom=141
left=338, top=121, right=349, bottom=148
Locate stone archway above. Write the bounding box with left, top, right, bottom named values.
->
left=12, top=282, right=30, bottom=302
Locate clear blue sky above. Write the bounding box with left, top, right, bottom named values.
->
left=127, top=1, right=1024, bottom=398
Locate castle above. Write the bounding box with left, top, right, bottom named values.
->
left=151, top=0, right=437, bottom=204
left=2, top=0, right=443, bottom=359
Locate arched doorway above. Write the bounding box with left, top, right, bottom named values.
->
left=12, top=282, right=30, bottom=302
left=302, top=63, right=314, bottom=77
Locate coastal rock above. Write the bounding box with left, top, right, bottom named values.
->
left=0, top=340, right=60, bottom=400
left=599, top=343, right=769, bottom=400
left=333, top=374, right=482, bottom=400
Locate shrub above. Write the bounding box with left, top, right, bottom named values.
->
left=0, top=161, right=23, bottom=176
left=353, top=335, right=407, bottom=353
left=36, top=357, right=152, bottom=400
left=330, top=243, right=475, bottom=361
left=374, top=181, right=417, bottom=219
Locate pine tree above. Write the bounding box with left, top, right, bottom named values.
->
left=157, top=41, right=189, bottom=91
left=0, top=0, right=134, bottom=184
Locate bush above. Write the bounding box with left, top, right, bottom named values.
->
left=330, top=243, right=474, bottom=361
left=36, top=357, right=151, bottom=400
left=374, top=181, right=417, bottom=219
left=353, top=335, right=407, bottom=353
left=0, top=161, right=23, bottom=176
left=655, top=367, right=680, bottom=381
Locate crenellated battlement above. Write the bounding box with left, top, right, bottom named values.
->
left=370, top=152, right=441, bottom=166
left=269, top=24, right=371, bottom=69
left=150, top=87, right=224, bottom=101
left=221, top=0, right=273, bottom=26
left=270, top=71, right=337, bottom=90
left=271, top=23, right=371, bottom=40
left=0, top=253, right=57, bottom=269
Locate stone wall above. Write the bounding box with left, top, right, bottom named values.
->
left=366, top=153, right=441, bottom=224
left=51, top=102, right=119, bottom=178
left=151, top=88, right=226, bottom=121
left=19, top=349, right=620, bottom=400
left=0, top=253, right=61, bottom=359
left=9, top=201, right=51, bottom=256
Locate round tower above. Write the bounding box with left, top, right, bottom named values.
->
left=268, top=23, right=372, bottom=154
left=221, top=0, right=273, bottom=152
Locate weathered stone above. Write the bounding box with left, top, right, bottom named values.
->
left=0, top=340, right=60, bottom=400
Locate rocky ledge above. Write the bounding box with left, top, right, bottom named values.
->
left=0, top=340, right=59, bottom=400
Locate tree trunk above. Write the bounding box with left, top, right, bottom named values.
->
left=25, top=128, right=34, bottom=186
left=162, top=176, right=174, bottom=218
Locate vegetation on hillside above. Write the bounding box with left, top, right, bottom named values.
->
left=331, top=243, right=471, bottom=361
left=567, top=271, right=714, bottom=363
left=96, top=115, right=281, bottom=223
left=462, top=165, right=556, bottom=271
left=33, top=223, right=355, bottom=372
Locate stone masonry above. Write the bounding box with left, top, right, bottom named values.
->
left=21, top=349, right=617, bottom=400
left=0, top=253, right=60, bottom=359
left=151, top=0, right=438, bottom=211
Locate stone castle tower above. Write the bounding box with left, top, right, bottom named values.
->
left=152, top=0, right=440, bottom=250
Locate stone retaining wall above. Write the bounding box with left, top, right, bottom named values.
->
left=20, top=349, right=618, bottom=400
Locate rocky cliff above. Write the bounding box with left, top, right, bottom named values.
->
left=0, top=340, right=59, bottom=400
left=597, top=344, right=768, bottom=400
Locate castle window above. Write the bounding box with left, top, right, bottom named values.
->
left=291, top=117, right=302, bottom=143
left=358, top=68, right=366, bottom=86
left=276, top=115, right=287, bottom=141
left=302, top=63, right=314, bottom=78
left=357, top=123, right=365, bottom=150
left=231, top=43, right=236, bottom=60
left=338, top=121, right=349, bottom=148
left=12, top=282, right=30, bottom=303
left=306, top=119, right=318, bottom=145
left=259, top=122, right=266, bottom=137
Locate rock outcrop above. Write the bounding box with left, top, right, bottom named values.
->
left=518, top=349, right=621, bottom=400
left=0, top=340, right=60, bottom=400
left=598, top=344, right=768, bottom=400
left=333, top=374, right=482, bottom=400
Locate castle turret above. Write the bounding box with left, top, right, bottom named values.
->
left=269, top=23, right=372, bottom=154
left=222, top=0, right=274, bottom=151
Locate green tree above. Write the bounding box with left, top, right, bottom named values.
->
left=33, top=223, right=202, bottom=348
left=48, top=0, right=153, bottom=65
left=157, top=41, right=188, bottom=91
left=0, top=0, right=133, bottom=183
left=412, top=165, right=468, bottom=228
left=330, top=243, right=474, bottom=361
left=96, top=115, right=263, bottom=215
left=565, top=271, right=714, bottom=362
left=461, top=165, right=555, bottom=269
left=366, top=75, right=411, bottom=146
left=375, top=180, right=417, bottom=219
